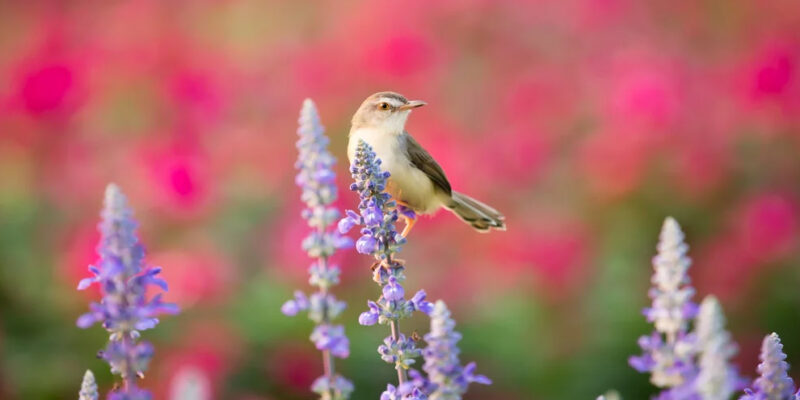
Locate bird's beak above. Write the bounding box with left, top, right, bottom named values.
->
left=398, top=100, right=427, bottom=111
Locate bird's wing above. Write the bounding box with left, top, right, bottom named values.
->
left=403, top=131, right=452, bottom=196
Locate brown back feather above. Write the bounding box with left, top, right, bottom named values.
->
left=402, top=131, right=452, bottom=196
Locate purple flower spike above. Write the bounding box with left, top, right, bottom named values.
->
left=342, top=140, right=437, bottom=391
left=740, top=333, right=797, bottom=400
left=284, top=99, right=352, bottom=400
left=76, top=184, right=178, bottom=399
left=79, top=370, right=98, bottom=400
left=695, top=296, right=744, bottom=400
left=630, top=217, right=698, bottom=394
left=423, top=301, right=491, bottom=398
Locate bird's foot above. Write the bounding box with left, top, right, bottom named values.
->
left=370, top=261, right=381, bottom=271
left=400, top=214, right=417, bottom=237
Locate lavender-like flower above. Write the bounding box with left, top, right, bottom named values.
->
left=281, top=99, right=353, bottom=400
left=630, top=217, right=698, bottom=392
left=423, top=300, right=491, bottom=400
left=79, top=370, right=98, bottom=400
left=740, top=333, right=799, bottom=400
left=77, top=184, right=179, bottom=399
left=340, top=139, right=432, bottom=389
left=381, top=383, right=428, bottom=400
left=695, top=296, right=744, bottom=400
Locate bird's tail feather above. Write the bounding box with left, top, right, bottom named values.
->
left=446, top=192, right=506, bottom=233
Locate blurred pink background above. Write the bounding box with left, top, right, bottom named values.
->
left=0, top=1, right=799, bottom=399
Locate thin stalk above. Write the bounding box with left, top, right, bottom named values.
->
left=318, top=240, right=336, bottom=392
left=385, top=252, right=407, bottom=385
left=116, top=232, right=137, bottom=393
left=121, top=333, right=136, bottom=391
left=390, top=319, right=407, bottom=385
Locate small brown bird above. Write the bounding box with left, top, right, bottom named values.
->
left=348, top=91, right=506, bottom=236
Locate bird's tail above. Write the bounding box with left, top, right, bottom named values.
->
left=446, top=192, right=506, bottom=233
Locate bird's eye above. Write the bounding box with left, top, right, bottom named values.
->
left=378, top=102, right=390, bottom=110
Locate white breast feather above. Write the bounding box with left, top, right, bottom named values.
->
left=349, top=128, right=444, bottom=214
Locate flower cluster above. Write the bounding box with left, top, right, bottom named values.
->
left=381, top=383, right=428, bottom=400
left=338, top=139, right=406, bottom=259
left=741, top=333, right=800, bottom=400
left=695, top=296, right=744, bottom=400
left=281, top=99, right=353, bottom=400
left=423, top=301, right=491, bottom=400
left=620, top=217, right=800, bottom=400
left=340, top=139, right=432, bottom=390
left=629, top=217, right=698, bottom=393
left=76, top=184, right=179, bottom=399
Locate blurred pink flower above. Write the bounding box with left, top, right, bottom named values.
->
left=136, top=136, right=215, bottom=217
left=363, top=33, right=435, bottom=78
left=575, top=0, right=632, bottom=30
left=697, top=193, right=798, bottom=300
left=168, top=367, right=212, bottom=400
left=579, top=125, right=652, bottom=199
left=266, top=343, right=320, bottom=394
left=525, top=229, right=589, bottom=299
left=735, top=193, right=798, bottom=263
left=42, top=139, right=107, bottom=208
left=667, top=140, right=728, bottom=198
left=290, top=42, right=351, bottom=96
left=481, top=126, right=550, bottom=185
left=207, top=125, right=296, bottom=191
left=497, top=74, right=572, bottom=127
left=607, top=61, right=682, bottom=130
left=695, top=234, right=753, bottom=302
left=19, top=63, right=75, bottom=116
left=749, top=48, right=794, bottom=100
left=5, top=23, right=90, bottom=121
left=734, top=41, right=800, bottom=126
left=156, top=321, right=239, bottom=399
left=491, top=218, right=589, bottom=300
left=167, top=69, right=224, bottom=123
left=148, top=247, right=234, bottom=308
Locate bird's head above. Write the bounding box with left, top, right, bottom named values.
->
left=351, top=91, right=426, bottom=132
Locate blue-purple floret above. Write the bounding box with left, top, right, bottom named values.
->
left=379, top=333, right=423, bottom=369
left=740, top=333, right=800, bottom=400
left=282, top=99, right=353, bottom=400
left=77, top=184, right=179, bottom=400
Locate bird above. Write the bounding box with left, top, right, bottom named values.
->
left=348, top=91, right=506, bottom=236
